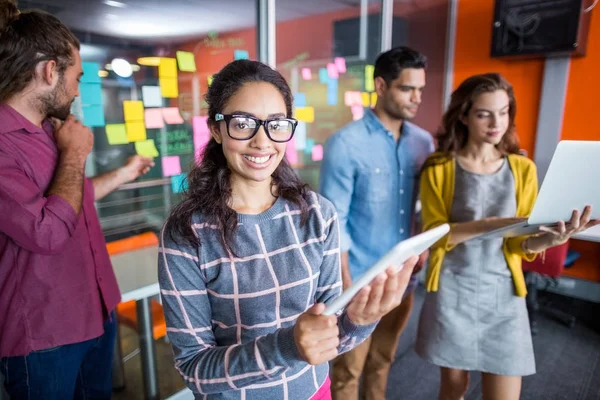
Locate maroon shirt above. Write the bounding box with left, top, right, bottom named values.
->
left=0, top=105, right=121, bottom=357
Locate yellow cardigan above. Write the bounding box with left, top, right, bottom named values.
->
left=420, top=153, right=538, bottom=297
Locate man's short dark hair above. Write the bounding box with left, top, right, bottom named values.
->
left=373, top=46, right=427, bottom=86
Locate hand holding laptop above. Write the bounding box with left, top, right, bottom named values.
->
left=539, top=205, right=600, bottom=246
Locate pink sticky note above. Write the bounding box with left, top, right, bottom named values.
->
left=285, top=137, right=298, bottom=165
left=301, top=68, right=312, bottom=80
left=327, top=63, right=339, bottom=79
left=162, top=107, right=184, bottom=125
left=193, top=116, right=211, bottom=161
left=344, top=91, right=362, bottom=107
left=145, top=108, right=164, bottom=129
left=311, top=144, right=323, bottom=161
left=351, top=105, right=364, bottom=121
left=334, top=57, right=347, bottom=73
left=162, top=155, right=182, bottom=177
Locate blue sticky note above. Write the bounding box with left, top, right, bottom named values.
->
left=81, top=62, right=101, bottom=84
left=319, top=68, right=328, bottom=84
left=82, top=104, right=105, bottom=127
left=294, top=93, right=307, bottom=108
left=327, top=79, right=338, bottom=106
left=80, top=83, right=103, bottom=106
left=234, top=50, right=249, bottom=60
left=304, top=138, right=315, bottom=155
left=294, top=121, right=307, bottom=150
left=171, top=173, right=188, bottom=193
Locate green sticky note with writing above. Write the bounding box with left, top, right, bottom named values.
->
left=106, top=124, right=128, bottom=145
left=134, top=139, right=159, bottom=157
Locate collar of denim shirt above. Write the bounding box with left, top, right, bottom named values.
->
left=362, top=108, right=409, bottom=139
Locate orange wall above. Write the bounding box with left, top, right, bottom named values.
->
left=453, top=0, right=544, bottom=157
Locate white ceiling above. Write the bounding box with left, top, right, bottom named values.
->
left=19, top=0, right=380, bottom=42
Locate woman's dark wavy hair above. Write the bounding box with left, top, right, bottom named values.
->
left=167, top=59, right=310, bottom=254
left=425, top=73, right=521, bottom=168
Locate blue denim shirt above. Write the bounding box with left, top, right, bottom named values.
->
left=320, top=109, right=434, bottom=289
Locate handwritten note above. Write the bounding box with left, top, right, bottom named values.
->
left=135, top=139, right=159, bottom=157
left=161, top=155, right=182, bottom=177
left=126, top=121, right=147, bottom=142
left=123, top=101, right=144, bottom=122
left=144, top=108, right=164, bottom=129
left=162, top=107, right=184, bottom=125
left=334, top=57, right=347, bottom=73
left=142, top=86, right=162, bottom=108
left=365, top=65, right=375, bottom=92
left=234, top=49, right=249, bottom=60
left=295, top=107, right=315, bottom=123
left=176, top=51, right=196, bottom=72
left=327, top=63, right=339, bottom=79
left=301, top=68, right=312, bottom=80
left=160, top=78, right=178, bottom=98
left=171, top=173, right=188, bottom=193
left=106, top=124, right=129, bottom=145
left=311, top=144, right=323, bottom=162
left=294, top=93, right=307, bottom=108
left=159, top=58, right=178, bottom=78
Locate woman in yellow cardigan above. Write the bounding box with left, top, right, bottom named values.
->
left=415, top=73, right=597, bottom=400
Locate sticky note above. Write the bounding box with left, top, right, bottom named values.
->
left=80, top=83, right=103, bottom=106
left=295, top=107, right=314, bottom=123
left=82, top=104, right=105, bottom=127
left=126, top=121, right=147, bottom=142
left=285, top=137, right=298, bottom=165
left=106, top=124, right=129, bottom=145
left=207, top=75, right=214, bottom=86
left=365, top=65, right=375, bottom=92
left=351, top=105, right=364, bottom=121
left=327, top=79, right=338, bottom=106
left=81, top=62, right=101, bottom=84
left=311, top=144, right=323, bottom=162
left=371, top=92, right=378, bottom=107
left=234, top=49, right=249, bottom=60
left=327, top=63, right=339, bottom=79
left=142, top=86, right=162, bottom=108
left=123, top=101, right=144, bottom=122
left=171, top=173, right=188, bottom=193
left=159, top=58, right=178, bottom=78
left=144, top=108, right=164, bottom=129
left=162, top=107, right=184, bottom=125
left=135, top=139, right=159, bottom=158
left=294, top=93, right=307, bottom=108
left=160, top=77, right=178, bottom=98
left=334, top=57, right=346, bottom=73
left=162, top=155, right=182, bottom=177
left=362, top=92, right=370, bottom=107
left=301, top=68, right=312, bottom=80
left=193, top=116, right=211, bottom=159
left=345, top=91, right=362, bottom=107
left=294, top=121, right=307, bottom=150
left=176, top=51, right=196, bottom=72
left=304, top=138, right=315, bottom=155
left=319, top=68, right=328, bottom=84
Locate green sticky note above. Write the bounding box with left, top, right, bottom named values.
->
left=365, top=65, right=375, bottom=92
left=135, top=139, right=159, bottom=157
left=176, top=51, right=197, bottom=72
left=106, top=124, right=128, bottom=145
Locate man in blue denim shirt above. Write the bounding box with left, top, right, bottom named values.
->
left=320, top=47, right=434, bottom=399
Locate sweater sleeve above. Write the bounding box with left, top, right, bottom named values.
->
left=158, top=222, right=304, bottom=395
left=314, top=196, right=377, bottom=354
left=420, top=162, right=455, bottom=251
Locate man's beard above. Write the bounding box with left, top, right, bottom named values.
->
left=40, top=75, right=73, bottom=121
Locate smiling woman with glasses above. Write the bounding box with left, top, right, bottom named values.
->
left=157, top=59, right=418, bottom=400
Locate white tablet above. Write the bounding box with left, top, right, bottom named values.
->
left=322, top=223, right=450, bottom=316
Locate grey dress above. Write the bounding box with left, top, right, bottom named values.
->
left=415, top=159, right=536, bottom=376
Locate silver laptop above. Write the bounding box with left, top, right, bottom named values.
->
left=474, top=140, right=600, bottom=240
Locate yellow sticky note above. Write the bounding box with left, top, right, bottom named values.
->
left=135, top=139, right=160, bottom=157
left=365, top=65, right=375, bottom=92
left=207, top=75, right=214, bottom=86
left=371, top=92, right=378, bottom=107
left=123, top=101, right=144, bottom=122
left=295, top=106, right=315, bottom=123
left=159, top=57, right=178, bottom=78
left=362, top=92, right=370, bottom=107
left=176, top=51, right=196, bottom=72
left=106, top=124, right=129, bottom=145
left=160, top=77, right=179, bottom=98
left=126, top=121, right=147, bottom=142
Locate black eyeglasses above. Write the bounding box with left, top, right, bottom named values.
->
left=215, top=113, right=298, bottom=143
